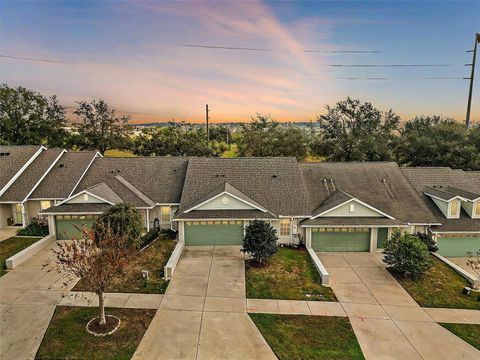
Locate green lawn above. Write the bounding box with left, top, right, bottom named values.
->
left=250, top=313, right=364, bottom=360
left=0, top=236, right=42, bottom=276
left=391, top=256, right=479, bottom=310
left=73, top=236, right=175, bottom=293
left=36, top=306, right=155, bottom=360
left=246, top=247, right=336, bottom=301
left=440, top=323, right=480, bottom=350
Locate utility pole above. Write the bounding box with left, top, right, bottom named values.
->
left=465, top=32, right=479, bottom=128
left=205, top=104, right=210, bottom=143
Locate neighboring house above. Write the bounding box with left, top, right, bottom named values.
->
left=402, top=167, right=480, bottom=257
left=41, top=157, right=189, bottom=239
left=300, top=162, right=440, bottom=253
left=0, top=145, right=99, bottom=228
left=173, top=157, right=310, bottom=246
left=2, top=145, right=478, bottom=257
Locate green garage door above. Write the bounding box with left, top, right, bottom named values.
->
left=312, top=228, right=370, bottom=252
left=437, top=236, right=480, bottom=257
left=185, top=221, right=244, bottom=246
left=55, top=215, right=96, bottom=240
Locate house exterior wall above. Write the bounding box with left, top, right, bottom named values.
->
left=432, top=198, right=449, bottom=217
left=0, top=204, right=11, bottom=228
left=67, top=193, right=105, bottom=203
left=149, top=205, right=177, bottom=230
left=26, top=200, right=42, bottom=224
left=196, top=194, right=255, bottom=211
left=322, top=201, right=383, bottom=217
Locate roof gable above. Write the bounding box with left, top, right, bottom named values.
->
left=185, top=182, right=269, bottom=213
left=62, top=183, right=122, bottom=205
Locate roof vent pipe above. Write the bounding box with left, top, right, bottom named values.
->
left=330, top=179, right=336, bottom=191
left=323, top=179, right=330, bottom=194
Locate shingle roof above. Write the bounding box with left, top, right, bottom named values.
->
left=0, top=148, right=64, bottom=202
left=0, top=145, right=43, bottom=192
left=301, top=217, right=406, bottom=226
left=300, top=162, right=439, bottom=224
left=183, top=182, right=273, bottom=214
left=423, top=186, right=460, bottom=201
left=401, top=167, right=480, bottom=232
left=85, top=183, right=123, bottom=204
left=174, top=209, right=277, bottom=220
left=73, top=157, right=189, bottom=205
left=177, top=157, right=309, bottom=216
left=41, top=203, right=112, bottom=214
left=29, top=151, right=98, bottom=199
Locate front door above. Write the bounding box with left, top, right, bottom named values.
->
left=12, top=204, right=23, bottom=225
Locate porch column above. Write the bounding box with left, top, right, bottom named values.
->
left=146, top=209, right=150, bottom=232
left=48, top=215, right=56, bottom=236
left=370, top=228, right=378, bottom=253
left=305, top=228, right=312, bottom=249
left=178, top=221, right=185, bottom=243
left=21, top=203, right=27, bottom=228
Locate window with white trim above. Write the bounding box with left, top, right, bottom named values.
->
left=280, top=219, right=291, bottom=236
left=475, top=201, right=480, bottom=216
left=40, top=200, right=52, bottom=211
left=449, top=200, right=459, bottom=217
left=161, top=206, right=170, bottom=222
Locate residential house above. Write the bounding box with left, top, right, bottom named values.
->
left=402, top=167, right=480, bottom=256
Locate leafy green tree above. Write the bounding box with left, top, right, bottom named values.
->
left=396, top=116, right=479, bottom=170
left=74, top=99, right=132, bottom=155
left=242, top=220, right=278, bottom=264
left=134, top=122, right=214, bottom=156
left=0, top=84, right=68, bottom=146
left=94, top=203, right=144, bottom=248
left=237, top=114, right=308, bottom=160
left=314, top=97, right=400, bottom=161
left=383, top=230, right=433, bottom=279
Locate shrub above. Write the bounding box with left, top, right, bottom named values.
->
left=383, top=230, right=433, bottom=279
left=140, top=228, right=160, bottom=248
left=160, top=228, right=177, bottom=240
left=17, top=217, right=49, bottom=237
left=94, top=203, right=143, bottom=248
left=241, top=220, right=278, bottom=264
left=415, top=232, right=438, bottom=252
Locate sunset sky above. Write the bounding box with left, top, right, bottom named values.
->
left=1, top=1, right=479, bottom=124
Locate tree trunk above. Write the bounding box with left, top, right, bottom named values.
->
left=98, top=292, right=106, bottom=325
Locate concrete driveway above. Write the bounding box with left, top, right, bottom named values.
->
left=0, top=227, right=19, bottom=242
left=317, top=252, right=480, bottom=360
left=0, top=241, right=78, bottom=360
left=133, top=246, right=276, bottom=360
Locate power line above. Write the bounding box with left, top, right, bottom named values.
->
left=0, top=54, right=64, bottom=63
left=324, top=64, right=453, bottom=67
left=177, top=44, right=381, bottom=53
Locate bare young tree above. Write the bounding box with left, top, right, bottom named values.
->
left=53, top=225, right=132, bottom=325
left=466, top=251, right=480, bottom=290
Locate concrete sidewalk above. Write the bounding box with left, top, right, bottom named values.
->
left=316, top=252, right=480, bottom=360
left=132, top=246, right=276, bottom=360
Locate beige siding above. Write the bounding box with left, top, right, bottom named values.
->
left=321, top=200, right=383, bottom=217
left=0, top=204, right=11, bottom=228
left=196, top=194, right=255, bottom=211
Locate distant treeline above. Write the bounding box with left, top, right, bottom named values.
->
left=1, top=84, right=479, bottom=170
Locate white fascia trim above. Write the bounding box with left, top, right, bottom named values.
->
left=0, top=146, right=46, bottom=197
left=27, top=198, right=64, bottom=201
left=154, top=203, right=180, bottom=206
left=424, top=193, right=468, bottom=203
left=0, top=201, right=21, bottom=204
left=301, top=224, right=409, bottom=228
left=57, top=190, right=115, bottom=206
left=68, top=152, right=102, bottom=198
left=22, top=150, right=67, bottom=204
left=173, top=217, right=274, bottom=222
left=408, top=222, right=442, bottom=226
left=312, top=198, right=395, bottom=219
left=184, top=191, right=267, bottom=213
left=42, top=211, right=104, bottom=215
left=431, top=230, right=480, bottom=234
